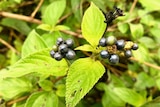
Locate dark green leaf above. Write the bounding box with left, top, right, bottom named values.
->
left=0, top=78, right=32, bottom=100
left=81, top=2, right=106, bottom=46
left=66, top=58, right=105, bottom=107
left=22, top=30, right=47, bottom=57
left=0, top=48, right=68, bottom=79
left=42, top=0, right=66, bottom=26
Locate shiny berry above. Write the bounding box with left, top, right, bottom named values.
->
left=54, top=52, right=63, bottom=61
left=52, top=45, right=58, bottom=51
left=56, top=37, right=64, bottom=45
left=124, top=50, right=132, bottom=58
left=132, top=43, right=138, bottom=50
left=65, top=49, right=76, bottom=60
left=99, top=37, right=107, bottom=47
left=116, top=39, right=125, bottom=50
left=50, top=50, right=55, bottom=58
left=65, top=38, right=74, bottom=48
left=109, top=54, right=119, bottom=64
left=59, top=44, right=68, bottom=53
left=106, top=36, right=117, bottom=45
left=100, top=50, right=109, bottom=59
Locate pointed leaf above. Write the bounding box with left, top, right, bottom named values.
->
left=0, top=78, right=32, bottom=100
left=113, top=88, right=145, bottom=107
left=75, top=44, right=95, bottom=52
left=141, top=96, right=160, bottom=107
left=25, top=91, right=58, bottom=107
left=42, top=0, right=66, bottom=26
left=0, top=49, right=68, bottom=79
left=139, top=0, right=160, bottom=11
left=22, top=30, right=47, bottom=57
left=66, top=58, right=105, bottom=107
left=81, top=2, right=106, bottom=46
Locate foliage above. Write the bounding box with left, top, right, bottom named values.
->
left=0, top=0, right=160, bottom=107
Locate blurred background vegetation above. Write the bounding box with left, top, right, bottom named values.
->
left=0, top=0, right=160, bottom=107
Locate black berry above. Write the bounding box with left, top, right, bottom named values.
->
left=59, top=44, right=68, bottom=53
left=106, top=36, right=117, bottom=45
left=99, top=37, right=107, bottom=47
left=124, top=50, right=132, bottom=58
left=132, top=43, right=138, bottom=50
left=100, top=50, right=109, bottom=59
left=65, top=38, right=74, bottom=48
left=50, top=50, right=55, bottom=58
left=109, top=54, right=119, bottom=64
left=56, top=37, right=64, bottom=45
left=54, top=52, right=63, bottom=61
left=116, top=39, right=125, bottom=50
left=65, top=49, right=76, bottom=60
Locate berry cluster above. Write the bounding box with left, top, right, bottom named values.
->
left=50, top=38, right=76, bottom=61
left=99, top=36, right=138, bottom=64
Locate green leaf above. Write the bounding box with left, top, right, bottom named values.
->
left=56, top=84, right=66, bottom=97
left=141, top=97, right=160, bottom=107
left=138, top=0, right=160, bottom=11
left=81, top=2, right=106, bottom=46
left=96, top=83, right=125, bottom=107
left=0, top=78, right=32, bottom=100
left=118, top=23, right=129, bottom=34
left=75, top=44, right=95, bottom=52
left=0, top=18, right=31, bottom=35
left=138, top=37, right=156, bottom=49
left=22, top=30, right=47, bottom=58
left=38, top=80, right=53, bottom=91
left=42, top=0, right=66, bottom=26
left=129, top=23, right=144, bottom=40
left=54, top=25, right=70, bottom=31
left=25, top=91, right=58, bottom=107
left=37, top=24, right=52, bottom=32
left=135, top=72, right=155, bottom=90
left=66, top=58, right=105, bottom=107
left=113, top=88, right=146, bottom=107
left=0, top=48, right=68, bottom=79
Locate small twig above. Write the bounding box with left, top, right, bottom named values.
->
left=52, top=76, right=65, bottom=84
left=129, top=0, right=138, bottom=14
left=130, top=57, right=160, bottom=70
left=60, top=30, right=83, bottom=38
left=0, top=11, right=42, bottom=24
left=57, top=12, right=73, bottom=24
left=0, top=38, right=20, bottom=54
left=31, top=0, right=44, bottom=18
left=7, top=96, right=29, bottom=106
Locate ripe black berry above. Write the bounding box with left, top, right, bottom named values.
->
left=59, top=44, right=68, bottom=53
left=106, top=36, right=117, bottom=45
left=116, top=39, right=125, bottom=50
left=56, top=37, right=64, bottom=45
left=99, top=37, right=107, bottom=47
left=132, top=43, right=138, bottom=50
left=109, top=54, right=119, bottom=64
left=50, top=50, right=55, bottom=58
left=65, top=49, right=76, bottom=60
left=54, top=52, right=63, bottom=61
left=65, top=38, right=74, bottom=48
left=100, top=50, right=109, bottom=59
left=124, top=50, right=132, bottom=58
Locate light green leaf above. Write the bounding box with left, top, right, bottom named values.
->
left=66, top=58, right=105, bottom=107
left=0, top=48, right=68, bottom=79
left=75, top=44, right=95, bottom=52
left=38, top=80, right=53, bottom=91
left=54, top=25, right=70, bottom=31
left=138, top=37, right=156, bottom=49
left=42, top=0, right=66, bottom=26
left=37, top=24, right=52, bottom=31
left=22, top=30, right=47, bottom=58
left=141, top=97, right=160, bottom=107
left=129, top=23, right=144, bottom=40
left=118, top=23, right=129, bottom=34
left=114, top=88, right=146, bottom=107
left=25, top=91, right=58, bottom=107
left=1, top=18, right=31, bottom=35
left=56, top=84, right=66, bottom=97
left=81, top=2, right=106, bottom=46
left=96, top=83, right=125, bottom=107
left=0, top=78, right=32, bottom=100
left=138, top=0, right=160, bottom=11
